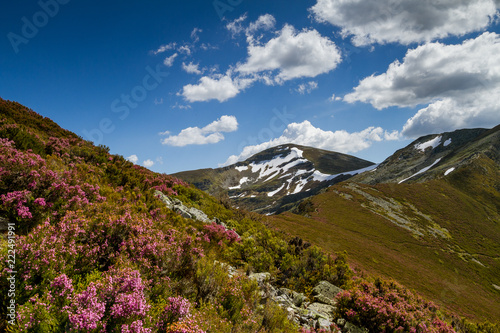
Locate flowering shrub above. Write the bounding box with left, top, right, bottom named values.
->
left=67, top=283, right=106, bottom=331
left=336, top=279, right=456, bottom=333
left=1, top=99, right=487, bottom=333
left=203, top=223, right=240, bottom=245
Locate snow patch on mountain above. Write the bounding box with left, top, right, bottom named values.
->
left=235, top=165, right=249, bottom=172
left=444, top=167, right=455, bottom=176
left=268, top=183, right=286, bottom=197
left=399, top=158, right=442, bottom=184
left=415, top=136, right=442, bottom=151
left=249, top=147, right=307, bottom=181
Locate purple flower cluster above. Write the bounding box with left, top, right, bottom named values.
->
left=336, top=280, right=455, bottom=332
left=202, top=223, right=240, bottom=245
left=67, top=284, right=106, bottom=331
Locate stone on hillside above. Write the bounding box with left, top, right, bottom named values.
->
left=317, top=317, right=333, bottom=330
left=0, top=216, right=9, bottom=231
left=249, top=272, right=271, bottom=287
left=155, top=190, right=213, bottom=223
left=307, top=302, right=336, bottom=319
left=342, top=321, right=369, bottom=333
left=155, top=190, right=174, bottom=208
left=312, top=280, right=343, bottom=306
left=276, top=288, right=307, bottom=307
left=175, top=206, right=192, bottom=219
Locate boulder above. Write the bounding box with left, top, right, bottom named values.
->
left=342, top=321, right=369, bottom=333
left=276, top=288, right=307, bottom=307
left=317, top=317, right=333, bottom=330
left=0, top=216, right=9, bottom=231
left=249, top=272, right=271, bottom=287
left=307, top=302, right=336, bottom=319
left=312, top=280, right=343, bottom=306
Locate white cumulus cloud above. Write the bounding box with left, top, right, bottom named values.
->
left=344, top=32, right=500, bottom=137
left=126, top=154, right=139, bottom=164
left=162, top=115, right=238, bottom=147
left=237, top=24, right=341, bottom=82
left=226, top=14, right=276, bottom=36
left=163, top=53, right=178, bottom=67
left=248, top=14, right=276, bottom=33
left=310, top=0, right=499, bottom=46
left=180, top=72, right=256, bottom=103
left=223, top=120, right=399, bottom=165
left=182, top=62, right=203, bottom=74
left=143, top=159, right=154, bottom=168
left=296, top=81, right=318, bottom=94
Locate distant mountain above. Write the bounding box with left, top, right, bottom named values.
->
left=174, top=144, right=375, bottom=214
left=352, top=126, right=500, bottom=185
left=266, top=125, right=500, bottom=323
left=2, top=98, right=499, bottom=330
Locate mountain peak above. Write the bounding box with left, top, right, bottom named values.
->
left=352, top=127, right=499, bottom=185
left=174, top=144, right=375, bottom=214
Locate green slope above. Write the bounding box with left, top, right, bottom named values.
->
left=268, top=171, right=500, bottom=322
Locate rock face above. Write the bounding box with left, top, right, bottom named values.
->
left=312, top=280, right=343, bottom=306
left=0, top=216, right=9, bottom=231
left=155, top=190, right=212, bottom=223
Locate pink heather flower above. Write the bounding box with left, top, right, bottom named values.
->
left=121, top=320, right=152, bottom=333
left=34, top=198, right=47, bottom=207
left=17, top=205, right=32, bottom=219
left=165, top=296, right=191, bottom=319
left=67, top=284, right=105, bottom=331
left=51, top=274, right=74, bottom=297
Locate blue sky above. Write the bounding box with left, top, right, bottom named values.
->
left=1, top=0, right=499, bottom=173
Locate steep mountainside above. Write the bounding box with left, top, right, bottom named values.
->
left=174, top=144, right=375, bottom=214
left=267, top=126, right=500, bottom=323
left=1, top=98, right=498, bottom=332
left=352, top=126, right=499, bottom=185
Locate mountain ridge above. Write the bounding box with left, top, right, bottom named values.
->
left=174, top=143, right=375, bottom=214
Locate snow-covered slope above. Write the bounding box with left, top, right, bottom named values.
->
left=352, top=126, right=500, bottom=185
left=174, top=144, right=375, bottom=214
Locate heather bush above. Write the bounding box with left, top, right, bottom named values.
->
left=336, top=278, right=455, bottom=332
left=3, top=99, right=494, bottom=332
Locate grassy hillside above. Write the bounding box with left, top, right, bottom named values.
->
left=267, top=172, right=500, bottom=323
left=1, top=97, right=497, bottom=332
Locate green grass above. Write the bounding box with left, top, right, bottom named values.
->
left=266, top=175, right=500, bottom=323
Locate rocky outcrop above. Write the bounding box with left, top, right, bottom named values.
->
left=155, top=190, right=213, bottom=222
left=0, top=216, right=9, bottom=232
left=312, top=280, right=344, bottom=306
left=156, top=190, right=365, bottom=332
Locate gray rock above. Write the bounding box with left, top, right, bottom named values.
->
left=155, top=190, right=212, bottom=223
left=317, top=317, right=333, bottom=330
left=155, top=191, right=174, bottom=208
left=343, top=321, right=368, bottom=333
left=276, top=288, right=307, bottom=307
left=249, top=272, right=271, bottom=287
left=214, top=260, right=238, bottom=278
left=175, top=206, right=192, bottom=219
left=307, top=302, right=336, bottom=320
left=312, top=280, right=343, bottom=306
left=0, top=216, right=9, bottom=231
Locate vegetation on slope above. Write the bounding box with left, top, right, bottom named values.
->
left=0, top=98, right=497, bottom=332
left=267, top=177, right=500, bottom=325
